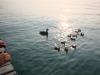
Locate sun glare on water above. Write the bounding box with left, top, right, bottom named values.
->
left=57, top=8, right=72, bottom=34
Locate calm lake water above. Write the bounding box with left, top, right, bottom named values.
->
left=0, top=0, right=100, bottom=75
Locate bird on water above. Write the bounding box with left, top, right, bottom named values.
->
left=39, top=29, right=49, bottom=36
left=54, top=46, right=60, bottom=52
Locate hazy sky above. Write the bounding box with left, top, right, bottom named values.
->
left=0, top=0, right=100, bottom=18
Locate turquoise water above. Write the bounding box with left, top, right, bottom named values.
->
left=0, top=0, right=100, bottom=75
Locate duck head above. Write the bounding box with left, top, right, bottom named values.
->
left=46, top=29, right=49, bottom=32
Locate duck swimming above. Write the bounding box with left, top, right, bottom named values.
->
left=74, top=29, right=81, bottom=34
left=61, top=41, right=66, bottom=46
left=72, top=34, right=77, bottom=38
left=70, top=37, right=76, bottom=41
left=71, top=44, right=77, bottom=49
left=54, top=47, right=60, bottom=52
left=67, top=34, right=71, bottom=38
left=77, top=29, right=81, bottom=32
left=39, top=29, right=49, bottom=36
left=80, top=33, right=84, bottom=37
left=64, top=47, right=69, bottom=53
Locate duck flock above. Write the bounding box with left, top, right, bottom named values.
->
left=39, top=28, right=84, bottom=54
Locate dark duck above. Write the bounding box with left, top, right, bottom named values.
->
left=70, top=37, right=76, bottom=41
left=74, top=29, right=81, bottom=34
left=80, top=33, right=84, bottom=37
left=64, top=47, right=69, bottom=53
left=39, top=29, right=49, bottom=36
left=77, top=29, right=81, bottom=32
left=71, top=44, right=77, bottom=49
left=61, top=41, right=66, bottom=46
left=54, top=47, right=60, bottom=52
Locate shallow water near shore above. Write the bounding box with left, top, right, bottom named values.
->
left=0, top=0, right=100, bottom=75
